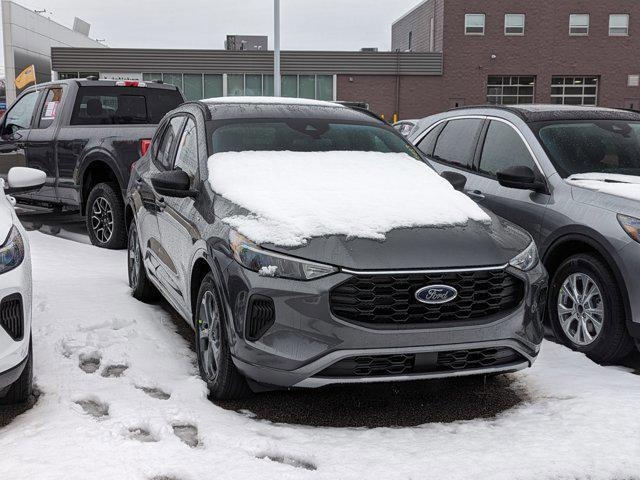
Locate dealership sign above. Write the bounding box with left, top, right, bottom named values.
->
left=99, top=72, right=143, bottom=81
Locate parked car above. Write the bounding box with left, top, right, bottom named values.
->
left=0, top=167, right=45, bottom=404
left=0, top=78, right=184, bottom=249
left=409, top=104, right=640, bottom=363
left=125, top=97, right=546, bottom=399
left=393, top=119, right=417, bottom=138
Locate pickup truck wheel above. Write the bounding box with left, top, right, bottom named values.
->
left=86, top=182, right=126, bottom=249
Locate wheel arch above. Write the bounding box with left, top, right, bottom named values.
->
left=79, top=153, right=125, bottom=214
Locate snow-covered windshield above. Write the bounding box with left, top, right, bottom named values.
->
left=535, top=120, right=640, bottom=178
left=210, top=119, right=420, bottom=159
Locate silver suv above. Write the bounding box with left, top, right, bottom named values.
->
left=410, top=105, right=640, bottom=363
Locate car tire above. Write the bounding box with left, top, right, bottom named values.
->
left=195, top=273, right=251, bottom=400
left=548, top=253, right=634, bottom=363
left=127, top=220, right=158, bottom=302
left=0, top=338, right=33, bottom=405
left=86, top=182, right=126, bottom=250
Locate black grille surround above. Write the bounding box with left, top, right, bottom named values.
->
left=329, top=268, right=524, bottom=328
left=315, top=347, right=524, bottom=379
left=245, top=295, right=275, bottom=342
left=0, top=293, right=24, bottom=341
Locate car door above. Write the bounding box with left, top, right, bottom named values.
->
left=21, top=85, right=64, bottom=200
left=156, top=115, right=201, bottom=309
left=471, top=119, right=551, bottom=243
left=0, top=89, right=40, bottom=178
left=415, top=117, right=486, bottom=200
left=137, top=114, right=185, bottom=294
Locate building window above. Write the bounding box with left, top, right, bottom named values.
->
left=609, top=14, right=630, bottom=36
left=486, top=76, right=535, bottom=104
left=465, top=14, right=485, bottom=35
left=551, top=76, right=598, bottom=105
left=628, top=75, right=640, bottom=87
left=408, top=31, right=413, bottom=51
left=58, top=72, right=99, bottom=80
left=505, top=14, right=525, bottom=35
left=569, top=14, right=589, bottom=35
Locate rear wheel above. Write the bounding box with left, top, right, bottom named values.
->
left=548, top=254, right=634, bottom=363
left=0, top=339, right=33, bottom=405
left=195, top=273, right=251, bottom=400
left=127, top=220, right=158, bottom=302
left=86, top=182, right=126, bottom=249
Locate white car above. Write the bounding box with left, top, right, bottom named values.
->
left=0, top=167, right=44, bottom=404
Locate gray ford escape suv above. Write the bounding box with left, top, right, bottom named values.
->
left=126, top=98, right=546, bottom=399
left=410, top=105, right=640, bottom=364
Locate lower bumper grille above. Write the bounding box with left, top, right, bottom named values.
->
left=314, top=347, right=523, bottom=378
left=0, top=293, right=23, bottom=340
left=330, top=269, right=524, bottom=327
left=245, top=295, right=275, bottom=342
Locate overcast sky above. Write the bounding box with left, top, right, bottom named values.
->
left=11, top=0, right=419, bottom=51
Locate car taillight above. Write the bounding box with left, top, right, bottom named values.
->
left=140, top=139, right=151, bottom=156
left=116, top=81, right=146, bottom=87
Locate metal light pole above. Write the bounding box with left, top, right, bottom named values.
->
left=274, top=0, right=281, bottom=97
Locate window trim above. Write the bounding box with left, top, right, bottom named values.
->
left=153, top=114, right=186, bottom=171
left=170, top=114, right=200, bottom=183
left=465, top=13, right=486, bottom=36
left=504, top=14, right=525, bottom=36
left=569, top=13, right=590, bottom=36
left=609, top=13, right=630, bottom=36
left=413, top=115, right=547, bottom=180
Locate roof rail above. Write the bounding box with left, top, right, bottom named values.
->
left=334, top=101, right=388, bottom=124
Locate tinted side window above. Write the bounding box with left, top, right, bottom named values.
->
left=173, top=118, right=198, bottom=178
left=38, top=87, right=63, bottom=129
left=432, top=119, right=483, bottom=169
left=480, top=121, right=536, bottom=176
left=416, top=122, right=445, bottom=156
left=156, top=116, right=184, bottom=170
left=3, top=91, right=39, bottom=133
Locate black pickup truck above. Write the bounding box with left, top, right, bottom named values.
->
left=0, top=78, right=184, bottom=248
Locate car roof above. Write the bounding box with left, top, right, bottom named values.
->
left=200, top=96, right=386, bottom=124
left=447, top=104, right=640, bottom=123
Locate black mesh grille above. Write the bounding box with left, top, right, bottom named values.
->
left=314, top=347, right=523, bottom=378
left=0, top=294, right=23, bottom=340
left=245, top=295, right=275, bottom=342
left=330, top=269, right=524, bottom=327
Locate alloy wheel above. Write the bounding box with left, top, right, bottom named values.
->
left=91, top=196, right=114, bottom=244
left=557, top=272, right=604, bottom=346
left=198, top=290, right=222, bottom=382
left=127, top=227, right=140, bottom=289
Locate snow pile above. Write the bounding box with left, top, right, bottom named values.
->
left=208, top=151, right=490, bottom=246
left=202, top=96, right=344, bottom=108
left=567, top=172, right=640, bottom=201
left=1, top=233, right=640, bottom=479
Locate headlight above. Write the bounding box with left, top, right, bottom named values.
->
left=618, top=214, right=640, bottom=243
left=509, top=241, right=539, bottom=271
left=0, top=226, right=24, bottom=274
left=229, top=231, right=337, bottom=281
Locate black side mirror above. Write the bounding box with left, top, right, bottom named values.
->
left=151, top=170, right=197, bottom=198
left=441, top=171, right=467, bottom=191
left=497, top=165, right=547, bottom=193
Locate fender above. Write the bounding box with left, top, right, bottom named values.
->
left=541, top=225, right=633, bottom=336
left=77, top=148, right=126, bottom=197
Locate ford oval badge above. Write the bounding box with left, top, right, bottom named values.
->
left=415, top=285, right=458, bottom=304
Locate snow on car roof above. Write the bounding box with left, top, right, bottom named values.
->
left=207, top=150, right=491, bottom=246
left=201, top=96, right=345, bottom=109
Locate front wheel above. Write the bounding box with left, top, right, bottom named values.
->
left=195, top=273, right=251, bottom=400
left=86, top=182, right=126, bottom=249
left=548, top=253, right=634, bottom=363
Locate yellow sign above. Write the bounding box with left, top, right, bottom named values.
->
left=14, top=64, right=36, bottom=89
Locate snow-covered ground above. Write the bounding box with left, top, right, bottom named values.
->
left=1, top=232, right=640, bottom=479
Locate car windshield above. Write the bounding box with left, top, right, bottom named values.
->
left=209, top=119, right=421, bottom=158
left=534, top=120, right=640, bottom=178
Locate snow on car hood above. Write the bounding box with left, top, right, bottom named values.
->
left=207, top=151, right=491, bottom=247
left=566, top=173, right=640, bottom=202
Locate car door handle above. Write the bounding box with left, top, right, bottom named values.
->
left=466, top=189, right=485, bottom=200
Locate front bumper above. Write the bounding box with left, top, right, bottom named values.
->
left=224, top=261, right=547, bottom=388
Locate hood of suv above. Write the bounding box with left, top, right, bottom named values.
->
left=567, top=173, right=640, bottom=214
left=261, top=210, right=531, bottom=270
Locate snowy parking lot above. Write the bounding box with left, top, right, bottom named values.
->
left=1, top=231, right=640, bottom=479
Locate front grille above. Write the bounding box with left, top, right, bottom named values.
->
left=329, top=269, right=524, bottom=327
left=0, top=293, right=23, bottom=340
left=245, top=295, right=275, bottom=342
left=314, top=347, right=523, bottom=378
